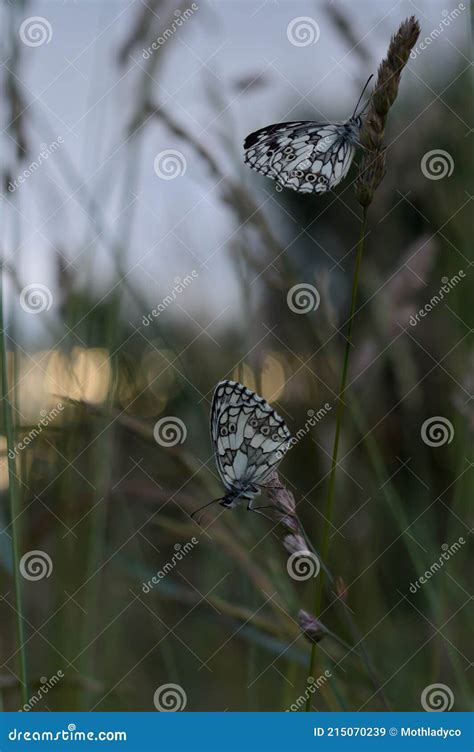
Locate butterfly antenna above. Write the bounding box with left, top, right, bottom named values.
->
left=190, top=497, right=223, bottom=522
left=352, top=74, right=374, bottom=118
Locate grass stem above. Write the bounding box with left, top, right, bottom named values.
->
left=305, top=206, right=368, bottom=710
left=0, top=263, right=29, bottom=707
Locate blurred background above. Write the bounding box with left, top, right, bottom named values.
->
left=0, top=0, right=472, bottom=712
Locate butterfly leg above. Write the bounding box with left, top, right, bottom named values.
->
left=247, top=501, right=278, bottom=523
left=248, top=508, right=275, bottom=523
left=259, top=478, right=280, bottom=491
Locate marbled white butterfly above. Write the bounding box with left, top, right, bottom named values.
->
left=243, top=76, right=373, bottom=194
left=192, top=380, right=291, bottom=519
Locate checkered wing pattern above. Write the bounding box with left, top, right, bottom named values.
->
left=210, top=380, right=291, bottom=492
left=243, top=121, right=358, bottom=194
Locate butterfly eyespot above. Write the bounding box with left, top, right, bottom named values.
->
left=220, top=426, right=229, bottom=436
left=292, top=170, right=304, bottom=178
left=284, top=147, right=294, bottom=155
left=261, top=425, right=270, bottom=436
left=249, top=418, right=259, bottom=428
left=307, top=174, right=317, bottom=182
left=317, top=175, right=329, bottom=185
left=228, top=424, right=236, bottom=433
left=272, top=433, right=280, bottom=442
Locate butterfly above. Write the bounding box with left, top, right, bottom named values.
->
left=243, top=75, right=373, bottom=194
left=192, top=380, right=291, bottom=520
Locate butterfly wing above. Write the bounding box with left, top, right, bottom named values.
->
left=210, top=380, right=291, bottom=493
left=243, top=121, right=356, bottom=194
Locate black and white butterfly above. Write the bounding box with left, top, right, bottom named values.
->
left=192, top=380, right=291, bottom=519
left=243, top=76, right=373, bottom=194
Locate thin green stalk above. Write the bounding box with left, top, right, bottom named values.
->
left=79, top=131, right=142, bottom=710
left=305, top=207, right=368, bottom=710
left=1, top=0, right=29, bottom=707
left=0, top=265, right=29, bottom=706
left=297, top=516, right=388, bottom=708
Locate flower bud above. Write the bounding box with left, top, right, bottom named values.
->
left=297, top=609, right=327, bottom=644
left=278, top=514, right=300, bottom=533
left=282, top=534, right=307, bottom=555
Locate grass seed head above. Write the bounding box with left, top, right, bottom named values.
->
left=356, top=16, right=420, bottom=207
